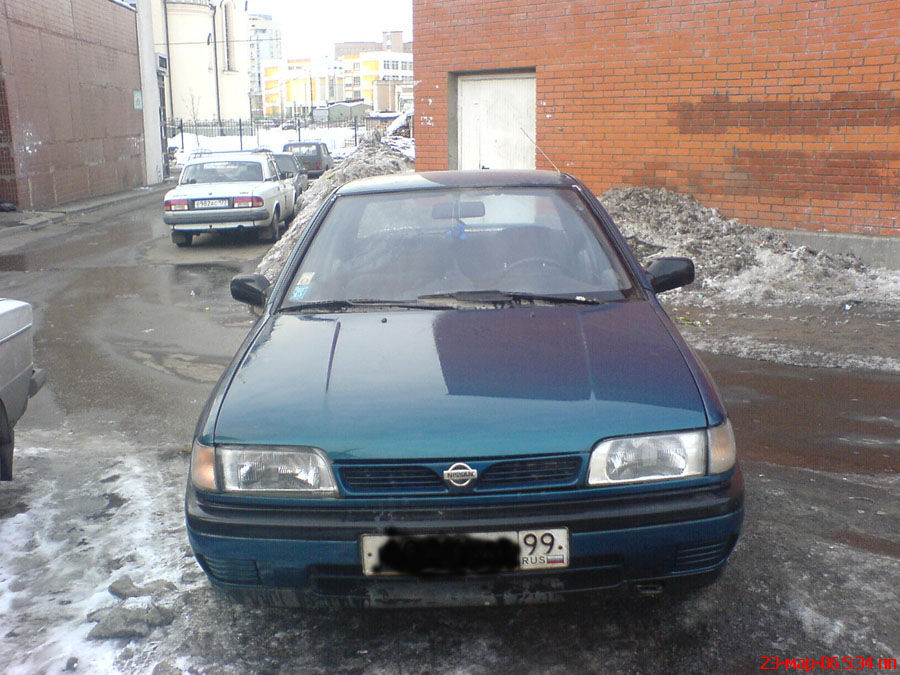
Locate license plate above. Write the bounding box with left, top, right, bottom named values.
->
left=361, top=528, right=569, bottom=576
left=194, top=198, right=228, bottom=209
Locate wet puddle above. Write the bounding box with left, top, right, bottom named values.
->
left=703, top=353, right=899, bottom=475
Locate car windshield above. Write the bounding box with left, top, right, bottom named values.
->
left=280, top=186, right=637, bottom=308
left=180, top=161, right=263, bottom=184
left=293, top=145, right=318, bottom=157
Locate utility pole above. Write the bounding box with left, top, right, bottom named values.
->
left=209, top=2, right=223, bottom=135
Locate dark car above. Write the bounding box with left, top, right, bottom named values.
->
left=282, top=141, right=334, bottom=178
left=185, top=170, right=744, bottom=607
left=272, top=153, right=309, bottom=214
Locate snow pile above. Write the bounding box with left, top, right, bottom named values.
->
left=381, top=134, right=415, bottom=160
left=385, top=108, right=411, bottom=136
left=601, top=187, right=900, bottom=308
left=256, top=132, right=414, bottom=280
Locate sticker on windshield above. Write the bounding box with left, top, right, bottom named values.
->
left=298, top=272, right=316, bottom=285
left=290, top=285, right=309, bottom=301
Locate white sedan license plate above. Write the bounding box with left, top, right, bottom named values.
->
left=361, top=528, right=569, bottom=576
left=194, top=198, right=229, bottom=209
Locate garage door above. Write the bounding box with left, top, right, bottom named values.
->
left=457, top=73, right=536, bottom=170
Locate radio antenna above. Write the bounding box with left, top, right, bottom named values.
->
left=520, top=127, right=560, bottom=173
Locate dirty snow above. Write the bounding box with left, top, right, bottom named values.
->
left=600, top=187, right=900, bottom=372
left=600, top=187, right=900, bottom=309
left=0, top=436, right=193, bottom=674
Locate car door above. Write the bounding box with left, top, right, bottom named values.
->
left=269, top=157, right=291, bottom=215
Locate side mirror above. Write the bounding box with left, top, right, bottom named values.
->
left=646, top=257, right=695, bottom=293
left=231, top=273, right=271, bottom=307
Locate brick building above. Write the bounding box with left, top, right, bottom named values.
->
left=413, top=0, right=900, bottom=237
left=0, top=0, right=145, bottom=210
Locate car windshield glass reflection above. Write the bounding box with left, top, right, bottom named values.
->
left=181, top=161, right=263, bottom=184
left=281, top=187, right=636, bottom=308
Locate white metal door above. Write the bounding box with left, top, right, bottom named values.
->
left=457, top=73, right=536, bottom=170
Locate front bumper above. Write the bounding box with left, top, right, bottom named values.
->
left=186, top=467, right=744, bottom=606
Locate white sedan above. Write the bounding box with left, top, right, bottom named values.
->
left=0, top=298, right=45, bottom=480
left=164, top=151, right=294, bottom=247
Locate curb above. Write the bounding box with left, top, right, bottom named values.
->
left=54, top=181, right=175, bottom=216
left=782, top=230, right=900, bottom=271
left=0, top=181, right=175, bottom=245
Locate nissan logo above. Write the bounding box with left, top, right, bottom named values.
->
left=443, top=462, right=478, bottom=488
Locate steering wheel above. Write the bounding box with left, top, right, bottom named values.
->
left=502, top=257, right=567, bottom=275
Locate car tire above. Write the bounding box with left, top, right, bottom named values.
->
left=286, top=195, right=296, bottom=222
left=172, top=232, right=193, bottom=247
left=0, top=404, right=13, bottom=481
left=259, top=207, right=280, bottom=243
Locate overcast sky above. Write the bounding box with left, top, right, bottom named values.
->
left=247, top=0, right=413, bottom=60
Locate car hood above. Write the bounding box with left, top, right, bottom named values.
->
left=165, top=182, right=266, bottom=199
left=212, top=302, right=708, bottom=460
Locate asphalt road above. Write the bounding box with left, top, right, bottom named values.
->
left=0, top=198, right=897, bottom=674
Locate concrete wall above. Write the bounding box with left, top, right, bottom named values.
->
left=0, top=0, right=145, bottom=210
left=413, top=0, right=900, bottom=237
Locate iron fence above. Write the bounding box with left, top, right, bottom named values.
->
left=164, top=116, right=408, bottom=151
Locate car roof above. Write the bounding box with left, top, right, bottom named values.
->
left=335, top=170, right=580, bottom=196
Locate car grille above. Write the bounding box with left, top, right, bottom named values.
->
left=339, top=465, right=444, bottom=492
left=337, top=455, right=583, bottom=496
left=479, top=456, right=582, bottom=487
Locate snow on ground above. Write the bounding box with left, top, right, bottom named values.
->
left=168, top=126, right=360, bottom=168
left=0, top=435, right=193, bottom=673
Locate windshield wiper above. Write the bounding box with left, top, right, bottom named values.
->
left=278, top=298, right=457, bottom=313
left=417, top=291, right=606, bottom=307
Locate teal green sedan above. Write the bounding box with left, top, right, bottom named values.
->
left=186, top=170, right=743, bottom=606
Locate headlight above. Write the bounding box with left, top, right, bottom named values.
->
left=220, top=446, right=337, bottom=495
left=190, top=442, right=338, bottom=495
left=587, top=421, right=737, bottom=486
left=587, top=430, right=706, bottom=485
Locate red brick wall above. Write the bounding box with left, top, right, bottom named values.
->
left=413, top=0, right=900, bottom=237
left=0, top=0, right=144, bottom=210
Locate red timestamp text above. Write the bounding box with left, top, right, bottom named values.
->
left=761, top=657, right=898, bottom=671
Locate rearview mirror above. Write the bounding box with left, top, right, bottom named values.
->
left=231, top=274, right=271, bottom=307
left=431, top=201, right=486, bottom=220
left=646, top=257, right=695, bottom=293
